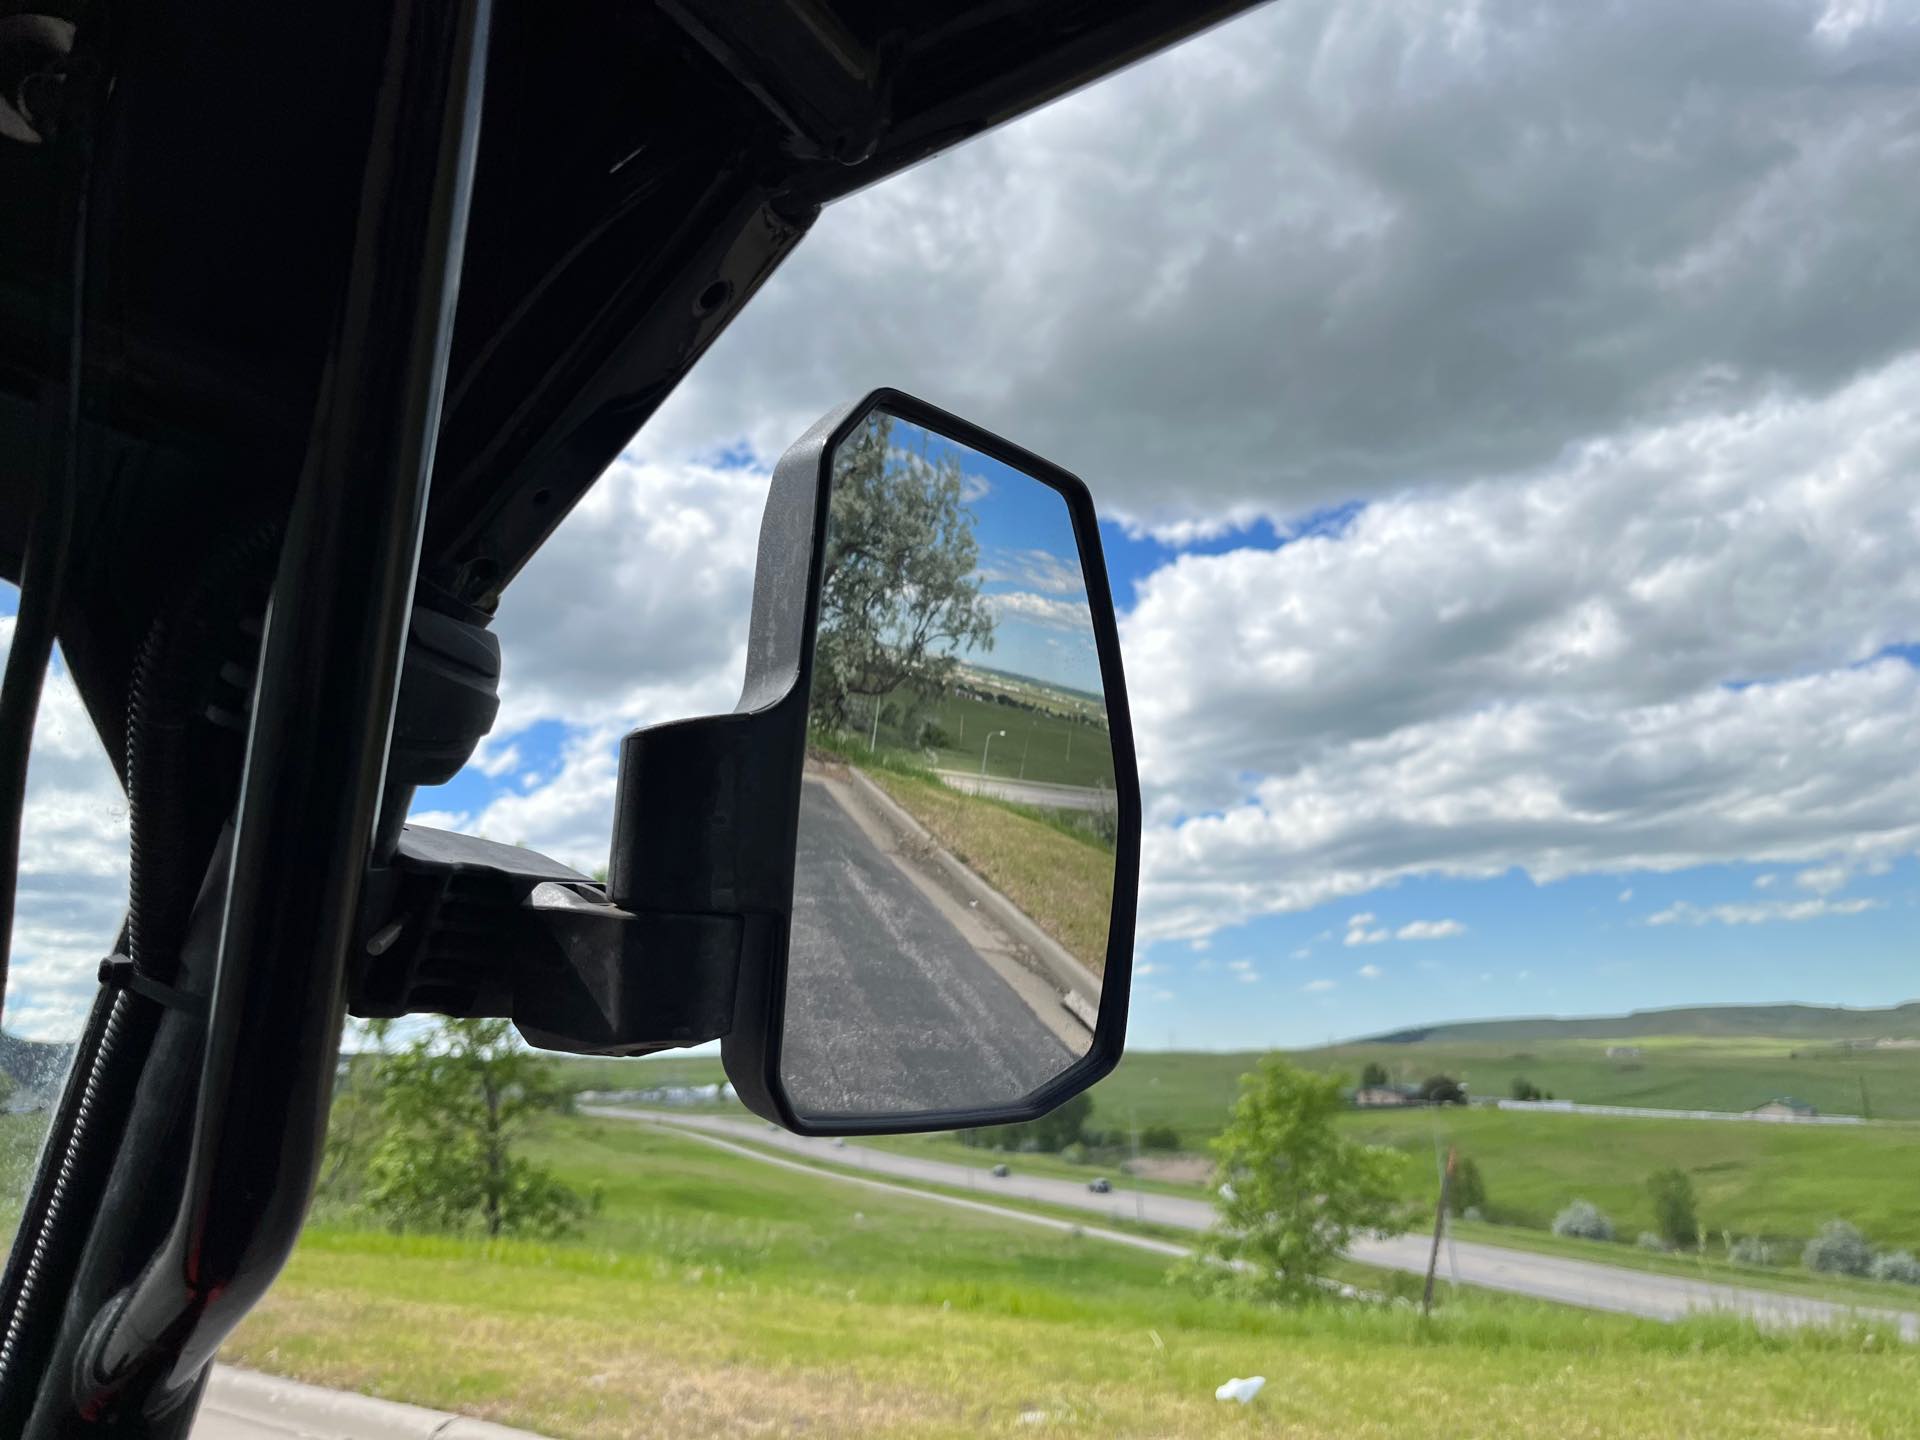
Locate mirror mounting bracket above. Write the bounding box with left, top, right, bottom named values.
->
left=349, top=825, right=745, bottom=1055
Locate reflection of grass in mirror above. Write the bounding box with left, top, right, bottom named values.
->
left=866, top=770, right=1113, bottom=977
left=808, top=732, right=1115, bottom=975
left=840, top=674, right=1115, bottom=791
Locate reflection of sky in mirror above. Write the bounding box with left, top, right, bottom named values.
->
left=887, top=416, right=1104, bottom=698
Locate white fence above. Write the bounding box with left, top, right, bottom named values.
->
left=1492, top=1098, right=1866, bottom=1126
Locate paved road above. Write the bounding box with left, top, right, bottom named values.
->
left=193, top=1365, right=541, bottom=1438
left=606, top=1108, right=1920, bottom=1340
left=784, top=777, right=1074, bottom=1117
left=933, top=770, right=1110, bottom=812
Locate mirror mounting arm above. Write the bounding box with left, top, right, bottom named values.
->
left=351, top=825, right=745, bottom=1054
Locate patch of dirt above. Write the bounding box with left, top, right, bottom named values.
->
left=1121, top=1154, right=1212, bottom=1184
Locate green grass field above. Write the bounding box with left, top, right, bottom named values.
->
left=848, top=676, right=1116, bottom=790
left=864, top=763, right=1114, bottom=972
left=226, top=1117, right=1920, bottom=1439
left=1339, top=1106, right=1920, bottom=1251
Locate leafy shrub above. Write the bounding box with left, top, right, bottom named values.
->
left=1872, top=1250, right=1920, bottom=1286
left=1141, top=1124, right=1181, bottom=1151
left=1509, top=1077, right=1545, bottom=1102
left=1646, top=1167, right=1699, bottom=1248
left=1728, top=1236, right=1775, bottom=1267
left=1804, top=1221, right=1872, bottom=1277
left=1060, top=1141, right=1089, bottom=1165
left=1419, top=1074, right=1467, bottom=1105
left=1552, top=1200, right=1614, bottom=1242
left=1448, top=1156, right=1486, bottom=1217
left=1637, top=1232, right=1668, bottom=1252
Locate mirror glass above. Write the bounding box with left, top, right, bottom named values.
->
left=781, top=407, right=1116, bottom=1121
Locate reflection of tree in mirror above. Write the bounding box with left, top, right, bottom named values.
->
left=812, top=412, right=996, bottom=732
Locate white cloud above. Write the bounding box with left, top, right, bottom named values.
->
left=1290, top=946, right=1311, bottom=960
left=1617, top=888, right=1634, bottom=902
left=987, top=591, right=1094, bottom=633
left=1395, top=919, right=1466, bottom=942
left=1344, top=926, right=1389, bottom=947
left=1302, top=978, right=1337, bottom=994
left=1348, top=912, right=1376, bottom=928
left=485, top=454, right=772, bottom=737
left=1356, top=963, right=1382, bottom=980
left=0, top=624, right=129, bottom=1041
left=1647, top=897, right=1884, bottom=927
left=1753, top=874, right=1777, bottom=889
left=1226, top=958, right=1254, bottom=972
left=636, top=1, right=1920, bottom=537
left=1132, top=356, right=1920, bottom=944
left=1794, top=863, right=1851, bottom=896
left=1236, top=971, right=1260, bottom=985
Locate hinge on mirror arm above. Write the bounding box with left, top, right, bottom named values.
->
left=349, top=586, right=749, bottom=1053
left=350, top=824, right=744, bottom=1054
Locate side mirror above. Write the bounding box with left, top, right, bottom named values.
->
left=609, top=389, right=1140, bottom=1134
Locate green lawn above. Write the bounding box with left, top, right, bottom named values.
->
left=1445, top=1220, right=1920, bottom=1312
left=1343, top=1107, right=1920, bottom=1252
left=864, top=764, right=1114, bottom=973
left=865, top=679, right=1117, bottom=790
left=226, top=1118, right=1920, bottom=1439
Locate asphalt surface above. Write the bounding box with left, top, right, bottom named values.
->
left=932, top=770, right=1110, bottom=812
left=783, top=777, right=1075, bottom=1117
left=606, top=1108, right=1920, bottom=1340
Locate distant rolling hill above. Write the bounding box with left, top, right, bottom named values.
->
left=1356, top=1001, right=1920, bottom=1046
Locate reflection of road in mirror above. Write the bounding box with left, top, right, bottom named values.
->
left=782, top=762, right=1086, bottom=1118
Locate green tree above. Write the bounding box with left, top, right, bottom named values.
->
left=364, top=1018, right=587, bottom=1238
left=810, top=412, right=996, bottom=730
left=316, top=1018, right=392, bottom=1209
left=1509, top=1076, right=1544, bottom=1102
left=1646, top=1167, right=1699, bottom=1249
left=957, top=1090, right=1092, bottom=1153
left=1450, top=1155, right=1487, bottom=1217
left=1419, top=1074, right=1467, bottom=1105
left=1359, top=1061, right=1390, bottom=1088
left=1183, top=1056, right=1406, bottom=1304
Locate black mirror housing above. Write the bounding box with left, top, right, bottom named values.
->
left=610, top=389, right=1141, bottom=1136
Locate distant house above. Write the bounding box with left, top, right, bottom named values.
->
left=1352, top=1083, right=1422, bottom=1109
left=1749, top=1097, right=1817, bottom=1119
left=1605, top=1045, right=1643, bottom=1059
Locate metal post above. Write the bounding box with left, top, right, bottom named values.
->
left=1422, top=1146, right=1454, bottom=1317
left=980, top=727, right=1006, bottom=776
left=71, top=0, right=492, bottom=1410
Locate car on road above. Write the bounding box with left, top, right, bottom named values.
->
left=990, top=1163, right=1011, bottom=1178
left=1087, top=1177, right=1112, bottom=1194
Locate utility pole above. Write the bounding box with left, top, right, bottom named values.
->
left=1422, top=1146, right=1455, bottom=1318
left=869, top=696, right=881, bottom=752
left=1019, top=728, right=1031, bottom=779
left=1130, top=1109, right=1143, bottom=1223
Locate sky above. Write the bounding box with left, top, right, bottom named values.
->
left=5, top=0, right=1919, bottom=1049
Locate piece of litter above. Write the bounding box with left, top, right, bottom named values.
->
left=1017, top=1409, right=1048, bottom=1426
left=1216, top=1376, right=1265, bottom=1404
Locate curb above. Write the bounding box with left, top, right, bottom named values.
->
left=201, top=1365, right=549, bottom=1440
left=843, top=766, right=1102, bottom=1017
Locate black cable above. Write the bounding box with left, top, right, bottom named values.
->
left=0, top=57, right=92, bottom=1033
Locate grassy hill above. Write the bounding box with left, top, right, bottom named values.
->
left=227, top=1117, right=1920, bottom=1439
left=1359, top=1002, right=1920, bottom=1046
